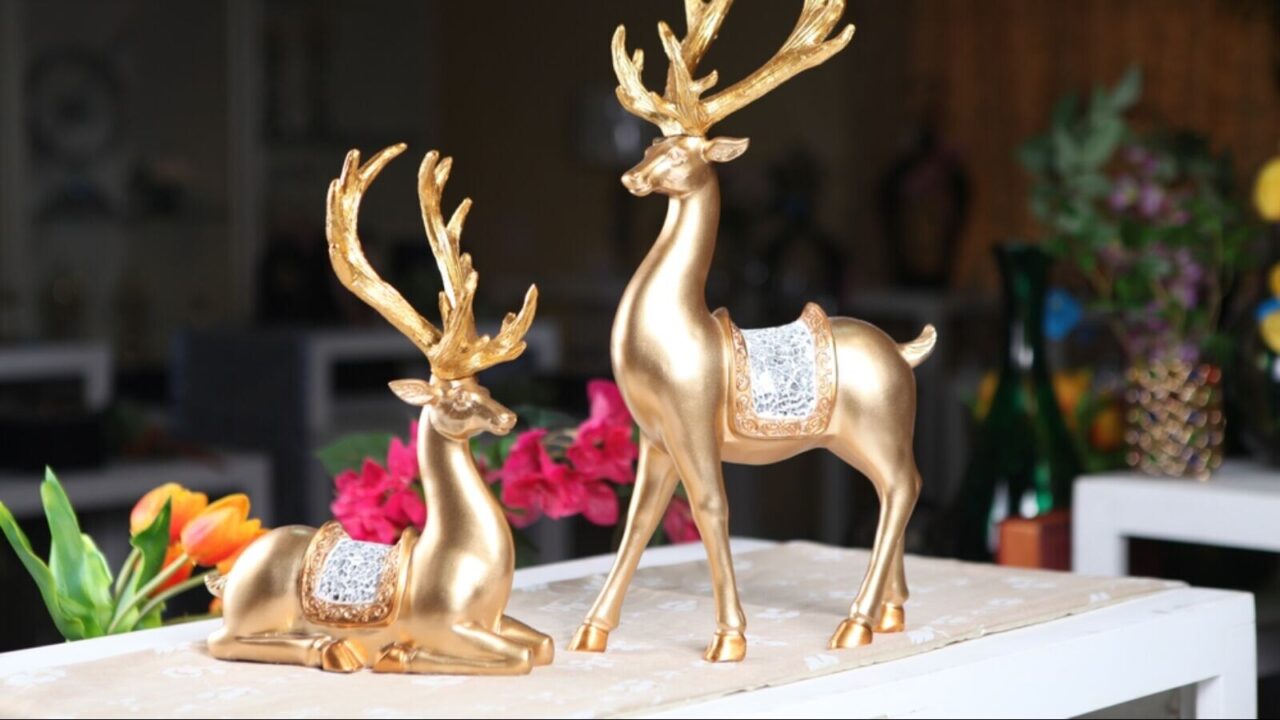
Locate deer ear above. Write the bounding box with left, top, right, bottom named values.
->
left=702, top=136, right=750, bottom=163
left=389, top=379, right=441, bottom=406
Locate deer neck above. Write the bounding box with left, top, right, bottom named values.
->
left=414, top=412, right=502, bottom=537
left=625, top=175, right=720, bottom=313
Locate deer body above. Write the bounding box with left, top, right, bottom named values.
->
left=571, top=0, right=936, bottom=662
left=207, top=146, right=549, bottom=674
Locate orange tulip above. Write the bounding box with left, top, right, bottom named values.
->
left=215, top=528, right=266, bottom=576
left=180, top=494, right=263, bottom=567
left=154, top=543, right=195, bottom=595
left=209, top=597, right=223, bottom=616
left=131, top=483, right=208, bottom=542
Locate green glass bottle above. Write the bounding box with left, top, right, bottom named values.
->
left=953, top=244, right=1081, bottom=561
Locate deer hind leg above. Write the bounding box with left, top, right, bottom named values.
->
left=499, top=615, right=554, bottom=666
left=570, top=437, right=677, bottom=653
left=375, top=623, right=533, bottom=676
left=876, top=544, right=909, bottom=633
left=828, top=437, right=920, bottom=649
left=665, top=418, right=746, bottom=663
left=208, top=627, right=366, bottom=672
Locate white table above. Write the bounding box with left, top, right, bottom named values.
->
left=0, top=540, right=1256, bottom=718
left=1074, top=461, right=1280, bottom=576
left=1074, top=460, right=1280, bottom=680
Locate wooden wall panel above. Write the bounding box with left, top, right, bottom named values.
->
left=904, top=0, right=1280, bottom=289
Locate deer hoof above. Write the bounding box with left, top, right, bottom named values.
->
left=828, top=618, right=873, bottom=649
left=568, top=623, right=609, bottom=653
left=703, top=630, right=746, bottom=663
left=876, top=604, right=906, bottom=633
left=319, top=639, right=366, bottom=672
left=372, top=643, right=415, bottom=673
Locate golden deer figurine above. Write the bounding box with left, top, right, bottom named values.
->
left=207, top=144, right=552, bottom=675
left=569, top=0, right=937, bottom=662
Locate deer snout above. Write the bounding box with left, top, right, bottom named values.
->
left=492, top=411, right=517, bottom=435
left=621, top=171, right=652, bottom=197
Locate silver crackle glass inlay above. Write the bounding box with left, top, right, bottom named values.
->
left=741, top=317, right=818, bottom=420
left=314, top=537, right=394, bottom=606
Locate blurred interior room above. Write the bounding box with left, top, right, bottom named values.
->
left=1, top=0, right=1279, bottom=716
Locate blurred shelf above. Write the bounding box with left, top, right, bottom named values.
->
left=0, top=451, right=271, bottom=522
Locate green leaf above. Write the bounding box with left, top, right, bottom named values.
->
left=131, top=500, right=171, bottom=586
left=1110, top=66, right=1143, bottom=110
left=1051, top=127, right=1078, bottom=176
left=1080, top=119, right=1124, bottom=169
left=0, top=501, right=85, bottom=640
left=113, top=499, right=172, bottom=632
left=509, top=405, right=579, bottom=432
left=42, top=469, right=113, bottom=632
left=316, top=433, right=395, bottom=476
left=1050, top=92, right=1080, bottom=129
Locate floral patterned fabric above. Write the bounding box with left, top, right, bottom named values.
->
left=0, top=542, right=1176, bottom=718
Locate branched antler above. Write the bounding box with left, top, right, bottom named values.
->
left=613, top=0, right=855, bottom=137
left=325, top=145, right=537, bottom=381
left=417, top=151, right=538, bottom=380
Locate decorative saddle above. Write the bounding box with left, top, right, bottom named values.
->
left=300, top=522, right=415, bottom=626
left=715, top=302, right=837, bottom=439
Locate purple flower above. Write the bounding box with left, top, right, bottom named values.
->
left=1109, top=176, right=1139, bottom=212
left=1138, top=183, right=1166, bottom=219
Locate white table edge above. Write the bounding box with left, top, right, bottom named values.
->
left=0, top=538, right=1257, bottom=719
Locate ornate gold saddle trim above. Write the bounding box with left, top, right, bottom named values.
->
left=717, top=302, right=837, bottom=439
left=300, top=522, right=415, bottom=627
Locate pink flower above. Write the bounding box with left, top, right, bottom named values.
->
left=386, top=421, right=419, bottom=479
left=585, top=379, right=632, bottom=427
left=580, top=479, right=619, bottom=526
left=499, top=430, right=587, bottom=528
left=332, top=460, right=409, bottom=544
left=663, top=497, right=700, bottom=544
left=567, top=420, right=637, bottom=484
left=567, top=380, right=638, bottom=485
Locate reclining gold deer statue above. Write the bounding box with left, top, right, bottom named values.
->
left=207, top=144, right=551, bottom=675
left=569, top=0, right=937, bottom=662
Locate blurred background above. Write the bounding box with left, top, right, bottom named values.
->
left=1, top=0, right=1279, bottom=706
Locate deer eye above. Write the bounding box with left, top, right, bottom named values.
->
left=667, top=149, right=688, bottom=166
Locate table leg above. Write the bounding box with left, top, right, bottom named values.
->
left=1193, top=621, right=1258, bottom=719
left=1072, top=489, right=1128, bottom=576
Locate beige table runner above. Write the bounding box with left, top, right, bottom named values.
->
left=0, top=541, right=1176, bottom=718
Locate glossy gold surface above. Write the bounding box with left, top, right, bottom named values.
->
left=207, top=146, right=551, bottom=675
left=571, top=0, right=936, bottom=662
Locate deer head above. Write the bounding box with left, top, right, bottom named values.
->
left=612, top=0, right=854, bottom=193
left=326, top=144, right=535, bottom=440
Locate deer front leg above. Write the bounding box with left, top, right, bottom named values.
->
left=571, top=437, right=677, bottom=653
left=208, top=628, right=365, bottom=672
left=665, top=420, right=746, bottom=663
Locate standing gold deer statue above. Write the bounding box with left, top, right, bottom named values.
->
left=569, top=0, right=937, bottom=662
left=207, top=144, right=552, bottom=675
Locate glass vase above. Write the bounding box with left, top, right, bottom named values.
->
left=953, top=244, right=1081, bottom=561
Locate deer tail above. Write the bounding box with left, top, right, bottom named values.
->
left=898, top=325, right=937, bottom=368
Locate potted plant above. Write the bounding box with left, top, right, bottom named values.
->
left=1020, top=68, right=1257, bottom=479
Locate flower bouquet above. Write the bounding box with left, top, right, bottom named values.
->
left=319, top=380, right=698, bottom=558
left=1019, top=68, right=1258, bottom=477
left=0, top=471, right=267, bottom=640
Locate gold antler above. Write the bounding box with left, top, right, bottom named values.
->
left=327, top=144, right=443, bottom=354
left=612, top=0, right=855, bottom=137
left=326, top=145, right=537, bottom=381
left=417, top=151, right=538, bottom=380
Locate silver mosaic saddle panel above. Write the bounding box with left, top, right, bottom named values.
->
left=313, top=537, right=395, bottom=606
left=740, top=318, right=819, bottom=420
